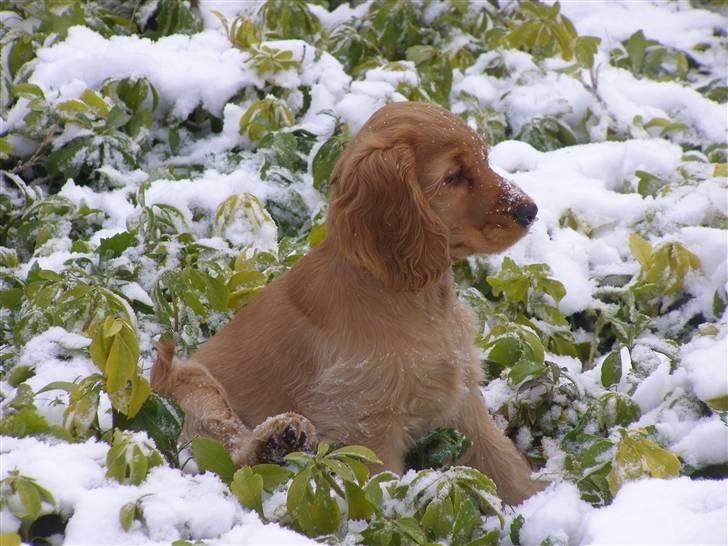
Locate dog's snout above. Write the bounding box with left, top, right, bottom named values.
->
left=513, top=202, right=538, bottom=228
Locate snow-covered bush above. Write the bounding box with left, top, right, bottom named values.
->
left=1, top=0, right=726, bottom=544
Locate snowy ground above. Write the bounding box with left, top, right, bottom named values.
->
left=1, top=1, right=727, bottom=545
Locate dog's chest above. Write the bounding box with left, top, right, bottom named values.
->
left=315, top=300, right=479, bottom=432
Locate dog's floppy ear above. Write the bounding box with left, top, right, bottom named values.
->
left=329, top=143, right=449, bottom=290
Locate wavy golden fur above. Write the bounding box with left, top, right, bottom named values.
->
left=152, top=101, right=546, bottom=504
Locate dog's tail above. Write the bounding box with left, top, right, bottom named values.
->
left=150, top=338, right=177, bottom=395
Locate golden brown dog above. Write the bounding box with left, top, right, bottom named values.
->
left=152, top=101, right=545, bottom=504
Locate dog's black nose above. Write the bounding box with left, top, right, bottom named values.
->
left=513, top=202, right=538, bottom=228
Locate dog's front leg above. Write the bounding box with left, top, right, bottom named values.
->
left=449, top=386, right=548, bottom=505
left=152, top=357, right=316, bottom=466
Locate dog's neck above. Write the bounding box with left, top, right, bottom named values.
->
left=285, top=238, right=457, bottom=333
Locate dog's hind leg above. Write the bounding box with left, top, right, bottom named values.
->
left=151, top=341, right=317, bottom=466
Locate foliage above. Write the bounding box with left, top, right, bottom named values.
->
left=404, top=428, right=473, bottom=471
left=89, top=316, right=150, bottom=419
left=239, top=98, right=295, bottom=142
left=0, top=0, right=725, bottom=543
left=0, top=471, right=56, bottom=541
left=105, top=429, right=164, bottom=485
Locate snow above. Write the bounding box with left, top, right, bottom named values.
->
left=670, top=417, right=728, bottom=468
left=560, top=1, right=725, bottom=52
left=598, top=66, right=726, bottom=143
left=582, top=477, right=728, bottom=545
left=2, top=0, right=727, bottom=544
left=1, top=437, right=315, bottom=545
left=679, top=329, right=728, bottom=403
left=508, top=483, right=592, bottom=545
left=30, top=26, right=253, bottom=119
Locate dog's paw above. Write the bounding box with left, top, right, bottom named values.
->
left=253, top=412, right=317, bottom=464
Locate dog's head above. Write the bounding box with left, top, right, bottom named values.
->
left=328, top=101, right=537, bottom=290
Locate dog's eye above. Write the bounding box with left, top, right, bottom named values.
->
left=444, top=169, right=472, bottom=188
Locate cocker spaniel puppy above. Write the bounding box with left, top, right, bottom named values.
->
left=152, top=101, right=545, bottom=504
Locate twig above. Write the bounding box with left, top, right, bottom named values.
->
left=11, top=122, right=60, bottom=174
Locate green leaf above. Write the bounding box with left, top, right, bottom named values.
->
left=509, top=358, right=546, bottom=385
left=343, top=480, right=374, bottom=520
left=80, top=89, right=110, bottom=117
left=46, top=139, right=87, bottom=179
left=452, top=496, right=479, bottom=544
left=252, top=464, right=293, bottom=491
left=191, top=437, right=235, bottom=484
left=487, top=336, right=522, bottom=367
left=119, top=502, right=136, bottom=531
left=313, top=134, right=346, bottom=193
left=231, top=467, right=264, bottom=516
left=465, top=529, right=500, bottom=546
left=422, top=497, right=455, bottom=541
left=575, top=36, right=601, bottom=69
left=405, top=428, right=472, bottom=471
left=58, top=98, right=90, bottom=114
left=13, top=83, right=44, bottom=100
left=9, top=37, right=34, bottom=78
left=600, top=350, right=623, bottom=388
left=98, top=231, right=137, bottom=259
left=329, top=445, right=382, bottom=465
left=7, top=366, right=35, bottom=388
left=287, top=467, right=315, bottom=534
left=393, top=517, right=428, bottom=545
left=106, top=106, right=131, bottom=131
left=510, top=514, right=525, bottom=545
left=623, top=30, right=654, bottom=77
left=116, top=393, right=184, bottom=464
left=16, top=479, right=42, bottom=521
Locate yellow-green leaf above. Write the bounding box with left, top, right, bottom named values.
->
left=629, top=233, right=652, bottom=269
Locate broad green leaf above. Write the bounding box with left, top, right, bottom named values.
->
left=421, top=497, right=454, bottom=541
left=509, top=358, right=547, bottom=385
left=16, top=479, right=42, bottom=521
left=343, top=480, right=374, bottom=520
left=13, top=83, right=44, bottom=99
left=393, top=517, right=428, bottom=545
left=106, top=106, right=131, bottom=131
left=252, top=464, right=293, bottom=491
left=452, top=496, right=479, bottom=544
left=119, top=502, right=136, bottom=531
left=9, top=37, right=34, bottom=78
left=80, top=89, right=110, bottom=117
left=600, top=350, right=622, bottom=388
left=57, top=99, right=90, bottom=113
left=487, top=336, right=521, bottom=367
left=231, top=467, right=264, bottom=516
left=98, top=231, right=137, bottom=259
left=7, top=366, right=34, bottom=387
left=575, top=36, right=601, bottom=69
left=191, top=437, right=235, bottom=484
left=322, top=458, right=356, bottom=483
left=329, top=445, right=382, bottom=464
left=313, top=134, right=346, bottom=193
